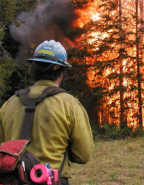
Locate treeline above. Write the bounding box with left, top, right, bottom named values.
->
left=69, top=0, right=144, bottom=135
left=0, top=0, right=38, bottom=103
left=1, top=0, right=144, bottom=138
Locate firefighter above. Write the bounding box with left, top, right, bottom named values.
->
left=0, top=40, right=94, bottom=185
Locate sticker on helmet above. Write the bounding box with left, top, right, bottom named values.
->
left=37, top=49, right=55, bottom=56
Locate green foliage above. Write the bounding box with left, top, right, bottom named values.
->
left=0, top=0, right=38, bottom=105
left=0, top=0, right=37, bottom=26
left=2, top=26, right=20, bottom=58
left=91, top=122, right=144, bottom=139
left=0, top=28, right=5, bottom=41
left=0, top=0, right=38, bottom=57
left=0, top=0, right=17, bottom=26
left=0, top=57, right=16, bottom=104
left=0, top=58, right=32, bottom=105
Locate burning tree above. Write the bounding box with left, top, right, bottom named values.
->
left=71, top=0, right=144, bottom=130
left=1, top=0, right=144, bottom=132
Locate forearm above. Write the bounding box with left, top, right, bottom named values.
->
left=70, top=131, right=94, bottom=163
left=70, top=117, right=94, bottom=163
left=69, top=98, right=94, bottom=163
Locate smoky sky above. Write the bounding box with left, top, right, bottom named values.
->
left=10, top=0, right=76, bottom=57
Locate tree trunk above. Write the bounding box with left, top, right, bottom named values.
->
left=119, top=0, right=125, bottom=128
left=136, top=0, right=143, bottom=127
left=140, top=0, right=144, bottom=22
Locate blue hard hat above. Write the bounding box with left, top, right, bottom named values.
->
left=26, top=40, right=72, bottom=67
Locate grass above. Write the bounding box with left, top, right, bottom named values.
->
left=69, top=136, right=144, bottom=185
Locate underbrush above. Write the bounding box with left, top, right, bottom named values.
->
left=91, top=122, right=144, bottom=140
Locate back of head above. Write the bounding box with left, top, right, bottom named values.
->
left=26, top=40, right=72, bottom=81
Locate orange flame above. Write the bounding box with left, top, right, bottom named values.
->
left=72, top=0, right=144, bottom=129
left=73, top=1, right=100, bottom=28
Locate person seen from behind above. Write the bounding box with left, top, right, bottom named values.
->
left=0, top=40, right=94, bottom=185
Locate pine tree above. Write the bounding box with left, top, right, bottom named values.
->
left=71, top=0, right=144, bottom=129
left=136, top=0, right=143, bottom=128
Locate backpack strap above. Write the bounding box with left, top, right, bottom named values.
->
left=15, top=86, right=65, bottom=140
left=15, top=86, right=67, bottom=176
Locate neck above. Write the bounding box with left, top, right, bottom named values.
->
left=54, top=73, right=63, bottom=86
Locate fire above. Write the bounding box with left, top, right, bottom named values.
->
left=91, top=13, right=101, bottom=21
left=87, top=32, right=109, bottom=45
left=73, top=1, right=100, bottom=28
left=72, top=0, right=144, bottom=129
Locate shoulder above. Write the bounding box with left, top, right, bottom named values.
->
left=41, top=90, right=84, bottom=113
left=54, top=91, right=88, bottom=116
left=0, top=95, right=21, bottom=112
left=55, top=91, right=82, bottom=106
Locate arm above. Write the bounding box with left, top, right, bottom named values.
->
left=69, top=100, right=94, bottom=163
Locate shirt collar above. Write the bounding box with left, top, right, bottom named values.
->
left=33, top=80, right=59, bottom=87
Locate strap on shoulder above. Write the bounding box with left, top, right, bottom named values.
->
left=15, top=86, right=65, bottom=139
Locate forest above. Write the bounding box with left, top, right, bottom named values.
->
left=0, top=0, right=144, bottom=138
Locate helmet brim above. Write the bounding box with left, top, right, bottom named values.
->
left=26, top=58, right=72, bottom=67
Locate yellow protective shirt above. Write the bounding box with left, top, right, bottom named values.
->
left=0, top=80, right=94, bottom=177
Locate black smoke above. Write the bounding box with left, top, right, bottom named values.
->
left=10, top=0, right=77, bottom=58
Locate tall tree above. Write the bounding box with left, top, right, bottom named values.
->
left=71, top=0, right=143, bottom=129
left=136, top=0, right=143, bottom=127
left=119, top=0, right=125, bottom=128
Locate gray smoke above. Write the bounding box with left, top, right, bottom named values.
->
left=10, top=0, right=75, bottom=58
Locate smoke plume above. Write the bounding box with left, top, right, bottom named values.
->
left=10, top=0, right=76, bottom=58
